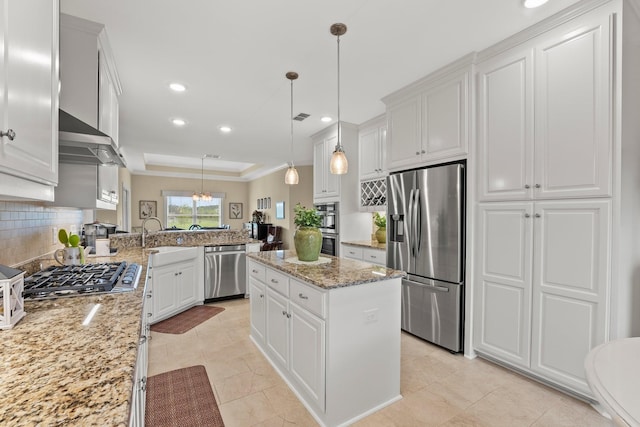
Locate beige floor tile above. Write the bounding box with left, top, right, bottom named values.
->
left=148, top=298, right=610, bottom=427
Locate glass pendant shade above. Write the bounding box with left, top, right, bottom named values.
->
left=330, top=147, right=348, bottom=174
left=284, top=165, right=299, bottom=185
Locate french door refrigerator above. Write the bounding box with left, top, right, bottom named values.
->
left=387, top=161, right=465, bottom=352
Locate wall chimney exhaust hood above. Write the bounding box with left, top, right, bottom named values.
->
left=58, top=110, right=126, bottom=167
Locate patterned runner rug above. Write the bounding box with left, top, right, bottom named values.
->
left=150, top=306, right=225, bottom=334
left=145, top=365, right=224, bottom=427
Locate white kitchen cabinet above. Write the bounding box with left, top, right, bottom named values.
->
left=342, top=243, right=386, bottom=267
left=474, top=199, right=610, bottom=397
left=0, top=0, right=58, bottom=200
left=383, top=55, right=472, bottom=171
left=60, top=14, right=122, bottom=136
left=313, top=134, right=340, bottom=201
left=130, top=281, right=151, bottom=427
left=150, top=247, right=200, bottom=323
left=249, top=257, right=400, bottom=426
left=476, top=8, right=612, bottom=202
left=358, top=115, right=387, bottom=181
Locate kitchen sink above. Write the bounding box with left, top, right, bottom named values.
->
left=151, top=246, right=198, bottom=265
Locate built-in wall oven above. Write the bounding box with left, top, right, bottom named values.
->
left=314, top=202, right=339, bottom=257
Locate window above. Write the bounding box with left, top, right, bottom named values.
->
left=165, top=196, right=223, bottom=229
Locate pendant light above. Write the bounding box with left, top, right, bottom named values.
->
left=329, top=23, right=348, bottom=175
left=284, top=71, right=299, bottom=185
left=193, top=156, right=212, bottom=201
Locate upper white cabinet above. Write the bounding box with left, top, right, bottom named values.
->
left=312, top=122, right=358, bottom=203
left=358, top=115, right=387, bottom=181
left=0, top=0, right=58, bottom=200
left=477, top=8, right=612, bottom=201
left=60, top=13, right=122, bottom=140
left=383, top=54, right=472, bottom=171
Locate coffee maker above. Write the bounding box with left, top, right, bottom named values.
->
left=83, top=223, right=116, bottom=254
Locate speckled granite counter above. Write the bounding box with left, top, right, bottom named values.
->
left=0, top=247, right=152, bottom=426
left=341, top=240, right=386, bottom=250
left=247, top=250, right=404, bottom=289
left=110, top=229, right=259, bottom=250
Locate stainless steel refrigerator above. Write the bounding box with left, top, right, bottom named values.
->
left=387, top=162, right=465, bottom=352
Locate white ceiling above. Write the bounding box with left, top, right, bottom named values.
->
left=60, top=0, right=582, bottom=181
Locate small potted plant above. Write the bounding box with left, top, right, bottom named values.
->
left=293, top=203, right=323, bottom=261
left=374, top=212, right=386, bottom=244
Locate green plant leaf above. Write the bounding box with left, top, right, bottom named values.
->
left=58, top=229, right=69, bottom=247
left=293, top=203, right=322, bottom=228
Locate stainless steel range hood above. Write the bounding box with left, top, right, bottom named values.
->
left=58, top=110, right=126, bottom=167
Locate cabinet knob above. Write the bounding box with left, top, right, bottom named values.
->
left=0, top=129, right=16, bottom=141
left=252, top=269, right=259, bottom=273
left=535, top=213, right=541, bottom=218
left=421, top=150, right=425, bottom=154
left=260, top=293, right=264, bottom=298
left=174, top=272, right=179, bottom=276
left=535, top=184, right=541, bottom=189
left=524, top=184, right=530, bottom=189
left=271, top=279, right=279, bottom=284
left=146, top=293, right=152, bottom=298
left=282, top=310, right=287, bottom=316
left=415, top=151, right=420, bottom=155
left=139, top=336, right=147, bottom=345
left=524, top=213, right=530, bottom=218
left=298, top=293, right=308, bottom=300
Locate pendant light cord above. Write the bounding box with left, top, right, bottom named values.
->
left=336, top=32, right=341, bottom=149
left=290, top=76, right=294, bottom=166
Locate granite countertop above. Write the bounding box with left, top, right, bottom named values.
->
left=0, top=247, right=152, bottom=426
left=248, top=250, right=404, bottom=289
left=341, top=240, right=386, bottom=250
left=109, top=229, right=259, bottom=250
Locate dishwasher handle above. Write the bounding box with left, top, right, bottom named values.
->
left=205, top=244, right=246, bottom=253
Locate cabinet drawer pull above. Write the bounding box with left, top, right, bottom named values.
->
left=415, top=151, right=420, bottom=155
left=535, top=213, right=541, bottom=218
left=370, top=255, right=377, bottom=259
left=147, top=312, right=153, bottom=317
left=535, top=184, right=541, bottom=188
left=252, top=269, right=259, bottom=273
left=260, top=293, right=264, bottom=298
left=524, top=184, right=530, bottom=189
left=421, top=149, right=425, bottom=154
left=146, top=293, right=152, bottom=298
left=0, top=129, right=16, bottom=141
left=524, top=213, right=530, bottom=218
left=271, top=279, right=279, bottom=284
left=298, top=293, right=308, bottom=300
left=282, top=310, right=287, bottom=316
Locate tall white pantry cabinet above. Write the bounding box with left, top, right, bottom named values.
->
left=472, top=0, right=640, bottom=400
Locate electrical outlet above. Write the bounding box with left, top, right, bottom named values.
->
left=364, top=308, right=379, bottom=324
left=52, top=227, right=58, bottom=245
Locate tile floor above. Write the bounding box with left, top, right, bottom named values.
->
left=148, top=299, right=611, bottom=427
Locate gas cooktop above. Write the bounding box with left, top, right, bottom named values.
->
left=23, top=261, right=141, bottom=300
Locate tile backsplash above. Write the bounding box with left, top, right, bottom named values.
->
left=0, top=201, right=83, bottom=267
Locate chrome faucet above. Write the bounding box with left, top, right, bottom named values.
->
left=141, top=216, right=163, bottom=248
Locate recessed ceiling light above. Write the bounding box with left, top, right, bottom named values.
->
left=172, top=118, right=186, bottom=126
left=321, top=116, right=332, bottom=123
left=523, top=0, right=548, bottom=8
left=169, top=83, right=186, bottom=92
left=219, top=126, right=232, bottom=133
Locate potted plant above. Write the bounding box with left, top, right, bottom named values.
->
left=374, top=212, right=386, bottom=243
left=293, top=203, right=323, bottom=261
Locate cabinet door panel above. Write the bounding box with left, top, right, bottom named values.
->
left=423, top=74, right=468, bottom=160
left=358, top=127, right=380, bottom=180
left=0, top=0, right=58, bottom=184
left=535, top=13, right=611, bottom=198
left=474, top=203, right=532, bottom=367
left=477, top=50, right=533, bottom=201
left=290, top=304, right=325, bottom=411
left=249, top=279, right=266, bottom=343
left=531, top=200, right=610, bottom=394
left=313, top=140, right=325, bottom=199
left=266, top=290, right=289, bottom=368
left=176, top=261, right=197, bottom=307
left=153, top=266, right=177, bottom=321
left=387, top=98, right=420, bottom=170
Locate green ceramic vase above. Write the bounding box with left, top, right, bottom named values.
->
left=294, top=226, right=323, bottom=261
left=375, top=227, right=386, bottom=243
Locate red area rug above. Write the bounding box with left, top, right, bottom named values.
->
left=150, top=306, right=225, bottom=334
left=145, top=365, right=224, bottom=426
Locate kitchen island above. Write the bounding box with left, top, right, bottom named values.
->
left=247, top=250, right=405, bottom=427
left=0, top=248, right=150, bottom=426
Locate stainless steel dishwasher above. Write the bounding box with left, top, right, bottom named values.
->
left=204, top=244, right=246, bottom=301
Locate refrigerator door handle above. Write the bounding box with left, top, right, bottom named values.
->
left=408, top=188, right=416, bottom=257
left=414, top=189, right=421, bottom=255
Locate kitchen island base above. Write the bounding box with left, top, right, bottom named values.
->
left=248, top=253, right=403, bottom=427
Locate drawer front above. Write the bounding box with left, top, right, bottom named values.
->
left=266, top=268, right=289, bottom=297
left=363, top=248, right=386, bottom=266
left=290, top=279, right=326, bottom=319
left=343, top=245, right=363, bottom=260
left=248, top=260, right=266, bottom=282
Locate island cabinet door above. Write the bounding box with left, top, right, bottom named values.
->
left=290, top=303, right=326, bottom=412
left=249, top=278, right=266, bottom=343
left=151, top=264, right=179, bottom=322
left=175, top=259, right=197, bottom=308
left=266, top=289, right=290, bottom=368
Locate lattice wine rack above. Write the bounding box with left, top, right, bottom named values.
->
left=0, top=266, right=26, bottom=330
left=360, top=178, right=387, bottom=208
